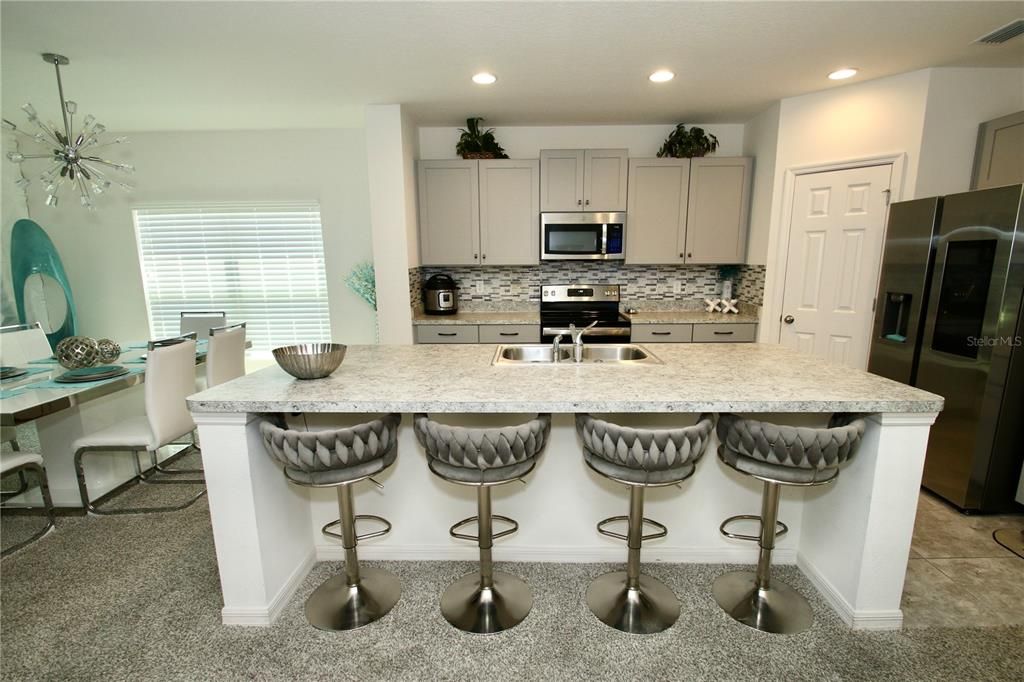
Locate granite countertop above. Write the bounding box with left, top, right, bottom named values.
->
left=624, top=310, right=760, bottom=325
left=189, top=343, right=944, bottom=415
left=412, top=311, right=540, bottom=326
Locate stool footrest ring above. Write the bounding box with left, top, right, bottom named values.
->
left=597, top=515, right=668, bottom=543
left=719, top=514, right=788, bottom=542
left=449, top=514, right=518, bottom=542
left=321, top=514, right=393, bottom=542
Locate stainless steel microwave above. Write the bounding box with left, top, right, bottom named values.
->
left=540, top=212, right=626, bottom=260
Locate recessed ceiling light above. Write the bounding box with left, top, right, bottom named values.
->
left=828, top=68, right=858, bottom=81
left=649, top=70, right=675, bottom=83
left=472, top=72, right=497, bottom=85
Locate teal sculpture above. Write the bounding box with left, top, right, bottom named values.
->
left=10, top=218, right=78, bottom=347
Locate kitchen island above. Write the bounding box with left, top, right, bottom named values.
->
left=187, top=343, right=942, bottom=630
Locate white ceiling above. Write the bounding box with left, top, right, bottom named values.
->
left=2, top=1, right=1022, bottom=131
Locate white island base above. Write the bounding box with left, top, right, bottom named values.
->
left=195, top=409, right=935, bottom=631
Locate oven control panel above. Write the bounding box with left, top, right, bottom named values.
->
left=541, top=284, right=620, bottom=302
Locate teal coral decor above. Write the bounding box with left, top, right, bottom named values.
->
left=346, top=261, right=377, bottom=311
left=10, top=219, right=78, bottom=347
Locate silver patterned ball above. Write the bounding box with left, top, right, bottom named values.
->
left=55, top=336, right=100, bottom=369
left=96, top=338, right=121, bottom=364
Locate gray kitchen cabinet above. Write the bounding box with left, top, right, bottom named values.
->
left=540, top=149, right=585, bottom=211
left=479, top=160, right=540, bottom=265
left=631, top=324, right=693, bottom=343
left=971, top=110, right=1024, bottom=190
left=418, top=159, right=539, bottom=267
left=478, top=325, right=541, bottom=343
left=418, top=160, right=480, bottom=266
left=683, top=157, right=752, bottom=264
left=691, top=323, right=758, bottom=343
left=540, top=148, right=628, bottom=211
left=415, top=325, right=480, bottom=344
left=625, top=158, right=689, bottom=264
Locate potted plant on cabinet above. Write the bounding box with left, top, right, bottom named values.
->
left=657, top=124, right=719, bottom=158
left=455, top=117, right=509, bottom=159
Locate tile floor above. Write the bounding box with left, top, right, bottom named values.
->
left=902, top=490, right=1024, bottom=627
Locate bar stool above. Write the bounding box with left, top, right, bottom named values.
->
left=576, top=413, right=715, bottom=634
left=259, top=413, right=402, bottom=631
left=413, top=413, right=551, bottom=634
left=0, top=452, right=55, bottom=557
left=713, top=413, right=866, bottom=634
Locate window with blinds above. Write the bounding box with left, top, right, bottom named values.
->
left=133, top=203, right=331, bottom=352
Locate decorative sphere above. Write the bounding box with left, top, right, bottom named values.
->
left=55, top=336, right=100, bottom=369
left=96, top=338, right=121, bottom=364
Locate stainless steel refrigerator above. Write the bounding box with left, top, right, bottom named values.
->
left=869, top=185, right=1024, bottom=512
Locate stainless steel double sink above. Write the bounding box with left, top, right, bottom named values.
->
left=492, top=344, right=662, bottom=365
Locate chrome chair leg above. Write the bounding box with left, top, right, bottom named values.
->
left=440, top=484, right=533, bottom=634
left=74, top=446, right=206, bottom=515
left=1, top=462, right=55, bottom=557
left=304, top=481, right=400, bottom=631
left=150, top=443, right=205, bottom=480
left=587, top=484, right=680, bottom=634
left=0, top=470, right=30, bottom=501
left=712, top=480, right=813, bottom=634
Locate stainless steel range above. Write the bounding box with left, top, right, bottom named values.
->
left=540, top=284, right=630, bottom=344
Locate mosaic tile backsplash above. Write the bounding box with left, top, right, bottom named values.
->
left=410, top=263, right=766, bottom=312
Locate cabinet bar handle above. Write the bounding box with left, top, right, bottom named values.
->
left=713, top=331, right=734, bottom=335
left=577, top=199, right=582, bottom=206
left=499, top=332, right=519, bottom=336
left=651, top=331, right=672, bottom=336
left=437, top=332, right=458, bottom=337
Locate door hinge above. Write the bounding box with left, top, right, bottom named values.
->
left=882, top=189, right=891, bottom=206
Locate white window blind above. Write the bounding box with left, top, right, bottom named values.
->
left=133, top=203, right=331, bottom=352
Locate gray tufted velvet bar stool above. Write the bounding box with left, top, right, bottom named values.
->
left=259, top=413, right=402, bottom=632
left=576, top=413, right=715, bottom=634
left=414, top=413, right=551, bottom=634
left=713, top=413, right=867, bottom=634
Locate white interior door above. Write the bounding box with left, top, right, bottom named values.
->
left=779, top=164, right=892, bottom=368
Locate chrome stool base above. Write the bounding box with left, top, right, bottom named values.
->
left=305, top=566, right=401, bottom=632
left=440, top=570, right=533, bottom=634
left=586, top=570, right=680, bottom=634
left=712, top=570, right=813, bottom=634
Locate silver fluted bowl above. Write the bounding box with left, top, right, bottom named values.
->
left=272, top=343, right=346, bottom=380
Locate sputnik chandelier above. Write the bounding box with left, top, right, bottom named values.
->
left=3, top=53, right=134, bottom=209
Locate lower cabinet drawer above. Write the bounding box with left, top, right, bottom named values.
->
left=631, top=324, right=693, bottom=343
left=415, top=325, right=479, bottom=343
left=478, top=325, right=541, bottom=344
left=692, top=323, right=757, bottom=343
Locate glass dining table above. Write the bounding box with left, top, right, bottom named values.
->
left=1, top=340, right=223, bottom=508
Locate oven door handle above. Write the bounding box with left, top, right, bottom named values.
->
left=542, top=327, right=630, bottom=337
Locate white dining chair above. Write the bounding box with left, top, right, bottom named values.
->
left=0, top=451, right=55, bottom=556
left=179, top=311, right=226, bottom=338
left=0, top=322, right=52, bottom=365
left=71, top=333, right=206, bottom=515
left=205, top=322, right=247, bottom=388
left=1, top=323, right=50, bottom=454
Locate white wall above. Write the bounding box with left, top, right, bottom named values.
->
left=1, top=134, right=31, bottom=324
left=418, top=123, right=745, bottom=160
left=916, top=67, right=1024, bottom=198
left=742, top=103, right=781, bottom=266
left=757, top=68, right=932, bottom=343
left=365, top=104, right=418, bottom=344
left=18, top=128, right=375, bottom=345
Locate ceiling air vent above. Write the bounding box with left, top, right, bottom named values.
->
left=974, top=19, right=1024, bottom=44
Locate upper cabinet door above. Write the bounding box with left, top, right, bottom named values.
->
left=971, top=110, right=1024, bottom=190
left=540, top=150, right=585, bottom=211
left=684, top=157, right=752, bottom=264
left=583, top=149, right=629, bottom=211
left=479, top=160, right=540, bottom=266
left=417, top=160, right=481, bottom=266
left=625, top=158, right=689, bottom=264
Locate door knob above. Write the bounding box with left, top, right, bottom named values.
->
left=783, top=315, right=795, bottom=324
